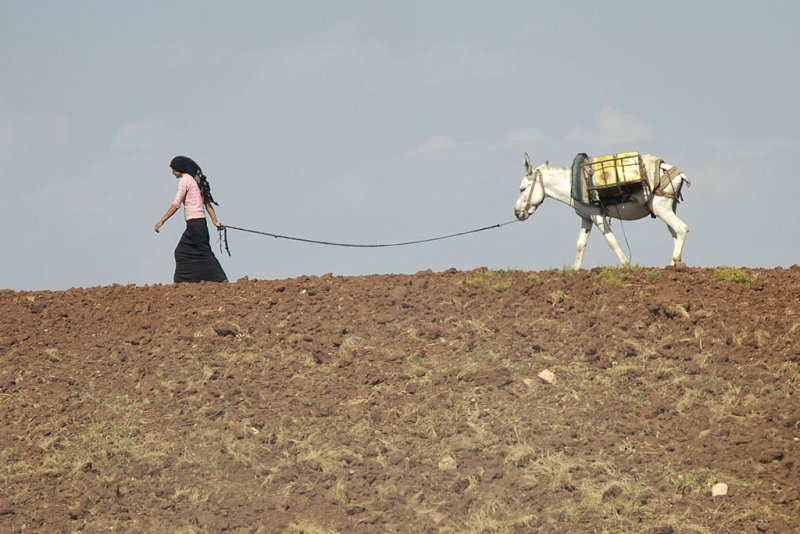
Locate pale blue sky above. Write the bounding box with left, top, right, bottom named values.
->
left=2, top=1, right=798, bottom=290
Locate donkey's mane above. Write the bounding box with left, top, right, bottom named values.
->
left=541, top=166, right=570, bottom=174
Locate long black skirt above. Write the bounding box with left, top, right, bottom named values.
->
left=174, top=218, right=228, bottom=283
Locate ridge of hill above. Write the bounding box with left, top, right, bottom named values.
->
left=2, top=266, right=799, bottom=532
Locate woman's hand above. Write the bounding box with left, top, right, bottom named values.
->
left=155, top=205, right=178, bottom=233
left=205, top=202, right=222, bottom=229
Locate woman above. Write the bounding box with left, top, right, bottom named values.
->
left=155, top=156, right=228, bottom=283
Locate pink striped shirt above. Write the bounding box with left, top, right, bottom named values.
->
left=172, top=174, right=206, bottom=220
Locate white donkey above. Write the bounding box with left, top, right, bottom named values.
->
left=514, top=153, right=690, bottom=269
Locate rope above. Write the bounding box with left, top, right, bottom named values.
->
left=604, top=204, right=633, bottom=264
left=216, top=219, right=522, bottom=256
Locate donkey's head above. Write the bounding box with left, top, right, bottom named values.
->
left=514, top=153, right=547, bottom=220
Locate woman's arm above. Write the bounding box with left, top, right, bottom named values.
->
left=205, top=202, right=222, bottom=228
left=155, top=204, right=178, bottom=233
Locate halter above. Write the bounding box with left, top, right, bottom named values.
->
left=523, top=168, right=543, bottom=213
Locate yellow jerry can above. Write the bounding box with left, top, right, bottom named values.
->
left=591, top=155, right=618, bottom=187
left=615, top=152, right=641, bottom=183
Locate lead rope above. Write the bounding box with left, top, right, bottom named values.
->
left=217, top=219, right=521, bottom=255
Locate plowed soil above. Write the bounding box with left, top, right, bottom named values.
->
left=2, top=266, right=799, bottom=533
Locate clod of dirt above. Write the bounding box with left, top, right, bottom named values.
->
left=537, top=369, right=555, bottom=384
left=602, top=485, right=623, bottom=501
left=214, top=326, right=238, bottom=337
left=438, top=456, right=457, bottom=470
left=522, top=378, right=535, bottom=387
left=431, top=512, right=446, bottom=525
left=711, top=482, right=728, bottom=497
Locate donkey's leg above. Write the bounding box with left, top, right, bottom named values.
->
left=574, top=217, right=593, bottom=270
left=591, top=214, right=630, bottom=266
left=651, top=196, right=689, bottom=266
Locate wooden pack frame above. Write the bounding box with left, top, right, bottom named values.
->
left=581, top=152, right=651, bottom=204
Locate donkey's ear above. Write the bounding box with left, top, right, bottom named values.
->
left=523, top=152, right=532, bottom=176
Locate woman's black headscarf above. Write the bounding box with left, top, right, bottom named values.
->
left=170, top=155, right=218, bottom=205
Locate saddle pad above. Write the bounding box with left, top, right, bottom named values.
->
left=571, top=153, right=590, bottom=203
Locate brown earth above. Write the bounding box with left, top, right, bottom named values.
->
left=1, top=266, right=799, bottom=533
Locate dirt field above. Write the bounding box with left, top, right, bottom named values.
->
left=1, top=266, right=799, bottom=533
